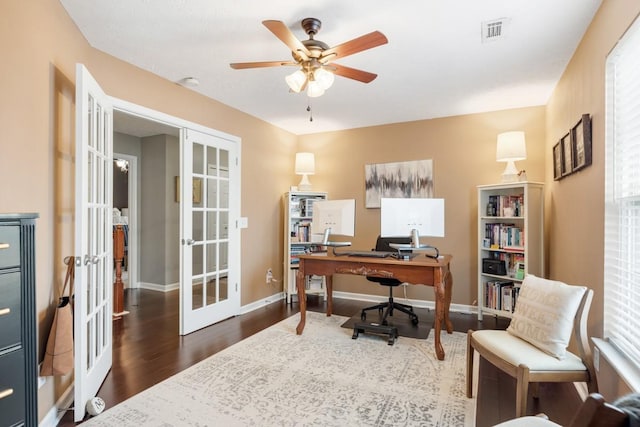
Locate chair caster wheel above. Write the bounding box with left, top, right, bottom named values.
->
left=411, top=316, right=419, bottom=325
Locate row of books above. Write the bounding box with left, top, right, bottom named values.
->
left=291, top=221, right=312, bottom=242
left=484, top=280, right=520, bottom=312
left=483, top=223, right=525, bottom=250
left=486, top=194, right=524, bottom=217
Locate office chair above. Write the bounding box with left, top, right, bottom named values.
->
left=360, top=236, right=419, bottom=326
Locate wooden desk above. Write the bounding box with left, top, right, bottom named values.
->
left=296, top=253, right=453, bottom=360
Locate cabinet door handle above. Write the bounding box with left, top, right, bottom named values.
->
left=0, top=388, right=14, bottom=400
left=0, top=243, right=9, bottom=250
left=0, top=308, right=10, bottom=316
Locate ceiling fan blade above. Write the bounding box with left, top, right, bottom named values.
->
left=230, top=60, right=297, bottom=69
left=331, top=63, right=378, bottom=83
left=262, top=20, right=311, bottom=58
left=322, top=31, right=388, bottom=60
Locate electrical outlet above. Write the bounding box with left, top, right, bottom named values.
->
left=266, top=268, right=273, bottom=284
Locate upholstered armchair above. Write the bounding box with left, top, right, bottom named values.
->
left=467, top=275, right=598, bottom=418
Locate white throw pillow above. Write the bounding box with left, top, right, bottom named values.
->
left=507, top=275, right=586, bottom=359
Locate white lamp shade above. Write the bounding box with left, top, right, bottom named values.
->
left=306, top=80, right=325, bottom=98
left=496, top=131, right=527, bottom=161
left=295, top=152, right=315, bottom=175
left=285, top=70, right=306, bottom=93
left=314, top=68, right=335, bottom=90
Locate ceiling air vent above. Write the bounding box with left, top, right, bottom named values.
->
left=482, top=18, right=509, bottom=43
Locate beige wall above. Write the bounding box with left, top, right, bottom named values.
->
left=299, top=108, right=546, bottom=304
left=547, top=0, right=640, bottom=335
left=544, top=0, right=640, bottom=398
left=1, top=0, right=295, bottom=420
left=1, top=0, right=637, bottom=422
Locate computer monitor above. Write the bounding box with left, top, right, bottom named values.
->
left=311, top=199, right=355, bottom=246
left=380, top=198, right=445, bottom=250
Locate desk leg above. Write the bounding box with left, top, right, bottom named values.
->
left=296, top=266, right=306, bottom=335
left=433, top=277, right=445, bottom=361
left=433, top=264, right=453, bottom=361
left=444, top=268, right=454, bottom=334
left=326, top=275, right=333, bottom=317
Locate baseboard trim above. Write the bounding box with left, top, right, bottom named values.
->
left=138, top=281, right=179, bottom=292
left=39, top=383, right=74, bottom=427
left=240, top=292, right=285, bottom=315
left=332, top=290, right=477, bottom=315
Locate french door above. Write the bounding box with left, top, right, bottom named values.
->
left=73, top=65, right=241, bottom=420
left=74, top=64, right=113, bottom=422
left=180, top=129, right=240, bottom=335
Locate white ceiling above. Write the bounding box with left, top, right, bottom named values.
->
left=60, top=0, right=602, bottom=136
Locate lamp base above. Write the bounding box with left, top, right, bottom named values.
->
left=501, top=161, right=520, bottom=183
left=298, top=174, right=312, bottom=191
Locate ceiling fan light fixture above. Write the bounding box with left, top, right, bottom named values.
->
left=314, top=68, right=334, bottom=90
left=307, top=80, right=325, bottom=98
left=285, top=70, right=306, bottom=93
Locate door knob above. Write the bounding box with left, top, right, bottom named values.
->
left=84, top=255, right=99, bottom=265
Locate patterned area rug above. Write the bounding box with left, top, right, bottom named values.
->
left=84, top=312, right=476, bottom=426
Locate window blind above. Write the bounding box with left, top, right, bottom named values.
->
left=604, top=14, right=640, bottom=367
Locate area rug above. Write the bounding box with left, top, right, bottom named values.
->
left=84, top=312, right=476, bottom=426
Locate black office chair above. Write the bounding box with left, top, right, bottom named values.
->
left=360, top=236, right=419, bottom=326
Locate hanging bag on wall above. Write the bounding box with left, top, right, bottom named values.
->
left=40, top=258, right=75, bottom=376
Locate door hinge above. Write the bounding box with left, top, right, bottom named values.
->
left=235, top=157, right=238, bottom=166
left=235, top=283, right=238, bottom=292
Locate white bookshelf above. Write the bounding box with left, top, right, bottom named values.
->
left=283, top=191, right=328, bottom=303
left=477, top=182, right=544, bottom=320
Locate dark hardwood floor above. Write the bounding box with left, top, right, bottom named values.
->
left=59, top=289, right=580, bottom=426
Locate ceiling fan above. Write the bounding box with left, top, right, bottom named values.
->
left=230, top=18, right=388, bottom=97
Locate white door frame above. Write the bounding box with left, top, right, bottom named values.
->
left=109, top=97, right=242, bottom=329
left=113, top=152, right=138, bottom=289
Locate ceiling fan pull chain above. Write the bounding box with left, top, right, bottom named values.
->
left=307, top=101, right=313, bottom=122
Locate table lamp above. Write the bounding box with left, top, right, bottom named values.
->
left=295, top=152, right=315, bottom=191
left=496, top=131, right=526, bottom=183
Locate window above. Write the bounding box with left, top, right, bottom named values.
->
left=604, top=14, right=640, bottom=367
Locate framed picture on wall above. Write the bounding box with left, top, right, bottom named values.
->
left=561, top=132, right=573, bottom=176
left=572, top=114, right=592, bottom=171
left=364, top=159, right=434, bottom=208
left=553, top=142, right=562, bottom=180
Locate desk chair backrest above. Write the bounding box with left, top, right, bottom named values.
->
left=373, top=236, right=412, bottom=252
left=367, top=236, right=412, bottom=286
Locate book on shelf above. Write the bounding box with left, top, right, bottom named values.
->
left=292, top=220, right=312, bottom=242
left=484, top=223, right=525, bottom=250
left=484, top=280, right=518, bottom=311
left=487, top=194, right=525, bottom=217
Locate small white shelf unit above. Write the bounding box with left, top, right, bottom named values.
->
left=477, top=182, right=544, bottom=320
left=283, top=191, right=328, bottom=303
